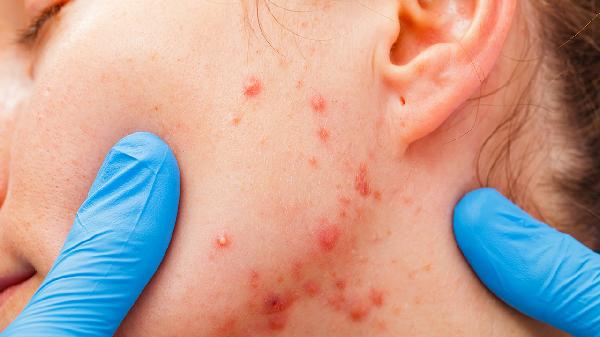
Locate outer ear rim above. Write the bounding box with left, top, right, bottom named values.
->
left=380, top=0, right=517, bottom=146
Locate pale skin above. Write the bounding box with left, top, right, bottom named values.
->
left=0, top=0, right=570, bottom=336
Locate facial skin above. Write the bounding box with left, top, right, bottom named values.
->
left=0, top=0, right=571, bottom=336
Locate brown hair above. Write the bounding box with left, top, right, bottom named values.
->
left=480, top=1, right=600, bottom=249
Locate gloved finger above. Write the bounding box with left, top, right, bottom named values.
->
left=454, top=188, right=600, bottom=337
left=2, top=132, right=180, bottom=337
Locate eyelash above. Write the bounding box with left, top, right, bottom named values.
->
left=18, top=3, right=65, bottom=45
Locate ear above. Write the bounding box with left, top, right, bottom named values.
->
left=377, top=0, right=516, bottom=148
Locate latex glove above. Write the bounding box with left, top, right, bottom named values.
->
left=2, top=132, right=180, bottom=337
left=454, top=188, right=600, bottom=337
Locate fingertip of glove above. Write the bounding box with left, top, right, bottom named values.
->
left=454, top=188, right=503, bottom=235
left=114, top=132, right=175, bottom=168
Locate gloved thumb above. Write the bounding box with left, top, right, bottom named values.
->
left=2, top=132, right=180, bottom=337
left=454, top=188, right=600, bottom=337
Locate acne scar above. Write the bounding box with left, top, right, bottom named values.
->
left=232, top=117, right=242, bottom=126
left=317, top=222, right=342, bottom=252
left=310, top=94, right=327, bottom=115
left=215, top=232, right=232, bottom=249
left=244, top=76, right=262, bottom=97
left=355, top=163, right=371, bottom=197
left=318, top=127, right=330, bottom=143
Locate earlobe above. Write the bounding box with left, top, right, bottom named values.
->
left=380, top=0, right=517, bottom=146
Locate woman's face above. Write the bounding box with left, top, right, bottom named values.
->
left=0, top=1, right=568, bottom=336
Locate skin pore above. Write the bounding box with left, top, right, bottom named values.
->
left=0, top=0, right=571, bottom=336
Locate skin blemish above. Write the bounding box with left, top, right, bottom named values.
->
left=338, top=196, right=352, bottom=206
left=317, top=221, right=342, bottom=252
left=328, top=293, right=347, bottom=311
left=373, top=191, right=382, bottom=202
left=355, top=163, right=371, bottom=197
left=400, top=96, right=406, bottom=105
left=349, top=301, right=371, bottom=322
left=318, top=127, right=330, bottom=143
left=335, top=280, right=347, bottom=291
left=310, top=94, right=327, bottom=115
left=268, top=316, right=288, bottom=331
left=249, top=271, right=261, bottom=289
left=263, top=293, right=293, bottom=314
left=303, top=280, right=321, bottom=297
left=308, top=157, right=318, bottom=168
left=231, top=117, right=242, bottom=126
left=370, top=289, right=384, bottom=307
left=243, top=76, right=262, bottom=97
left=215, top=232, right=232, bottom=249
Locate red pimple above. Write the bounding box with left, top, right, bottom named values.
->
left=349, top=301, right=370, bottom=322
left=243, top=76, right=262, bottom=97
left=355, top=163, right=371, bottom=197
left=370, top=289, right=384, bottom=307
left=303, top=280, right=321, bottom=297
left=308, top=157, right=318, bottom=168
left=317, top=222, right=342, bottom=252
left=310, top=94, right=327, bottom=115
left=263, top=293, right=293, bottom=314
left=268, top=315, right=287, bottom=331
left=400, top=96, right=406, bottom=105
left=318, top=127, right=330, bottom=143
left=215, top=232, right=232, bottom=249
left=335, top=280, right=347, bottom=290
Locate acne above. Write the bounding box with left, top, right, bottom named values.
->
left=310, top=94, right=327, bottom=115
left=263, top=292, right=294, bottom=314
left=349, top=301, right=370, bottom=322
left=303, top=281, right=321, bottom=297
left=370, top=289, right=384, bottom=307
left=316, top=221, right=342, bottom=252
left=400, top=96, right=406, bottom=105
left=308, top=157, right=318, bottom=169
left=243, top=76, right=262, bottom=98
left=215, top=232, right=232, bottom=249
left=318, top=127, right=330, bottom=143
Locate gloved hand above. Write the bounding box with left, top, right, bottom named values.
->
left=1, top=132, right=180, bottom=337
left=454, top=188, right=600, bottom=337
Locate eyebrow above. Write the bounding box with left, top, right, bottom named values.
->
left=17, top=3, right=64, bottom=45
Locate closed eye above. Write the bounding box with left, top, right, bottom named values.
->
left=18, top=3, right=65, bottom=46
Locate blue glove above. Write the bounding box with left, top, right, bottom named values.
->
left=1, top=132, right=180, bottom=337
left=454, top=188, right=600, bottom=337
